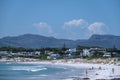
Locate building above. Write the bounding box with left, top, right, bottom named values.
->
left=103, top=52, right=111, bottom=57
left=82, top=48, right=105, bottom=57
left=82, top=49, right=90, bottom=56
left=65, top=48, right=76, bottom=53
left=47, top=53, right=61, bottom=59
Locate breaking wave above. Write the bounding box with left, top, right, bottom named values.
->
left=10, top=66, right=47, bottom=72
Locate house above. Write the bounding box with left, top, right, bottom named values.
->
left=45, top=51, right=54, bottom=55
left=65, top=53, right=76, bottom=58
left=108, top=50, right=120, bottom=57
left=65, top=48, right=76, bottom=53
left=103, top=52, right=111, bottom=57
left=82, top=49, right=90, bottom=56
left=34, top=51, right=41, bottom=55
left=47, top=53, right=61, bottom=59
left=0, top=51, right=12, bottom=57
left=82, top=48, right=105, bottom=57
left=11, top=52, right=24, bottom=56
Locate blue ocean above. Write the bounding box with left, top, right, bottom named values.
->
left=0, top=62, right=86, bottom=80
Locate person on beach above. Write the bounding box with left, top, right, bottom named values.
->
left=92, top=66, right=94, bottom=70
left=99, top=66, right=101, bottom=70
left=85, top=69, right=88, bottom=77
left=89, top=66, right=94, bottom=70
left=112, top=68, right=114, bottom=74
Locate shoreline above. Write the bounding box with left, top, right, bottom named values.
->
left=0, top=58, right=120, bottom=80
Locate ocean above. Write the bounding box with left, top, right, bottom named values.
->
left=0, top=62, right=86, bottom=80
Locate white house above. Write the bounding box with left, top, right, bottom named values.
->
left=34, top=51, right=41, bottom=55
left=48, top=53, right=61, bottom=59
left=103, top=52, right=111, bottom=57
left=0, top=51, right=12, bottom=57
left=45, top=51, right=54, bottom=55
left=82, top=48, right=105, bottom=57
left=82, top=49, right=90, bottom=56
left=65, top=48, right=76, bottom=53
left=66, top=53, right=76, bottom=58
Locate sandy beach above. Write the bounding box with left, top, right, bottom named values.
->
left=0, top=58, right=120, bottom=80
left=25, top=61, right=120, bottom=80
left=56, top=63, right=120, bottom=80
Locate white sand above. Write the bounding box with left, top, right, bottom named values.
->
left=53, top=62, right=120, bottom=80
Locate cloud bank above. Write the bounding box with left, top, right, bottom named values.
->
left=63, top=19, right=88, bottom=39
left=33, top=19, right=109, bottom=40
left=63, top=19, right=109, bottom=39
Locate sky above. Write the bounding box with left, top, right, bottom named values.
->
left=0, top=0, right=120, bottom=40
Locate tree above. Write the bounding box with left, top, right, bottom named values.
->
left=62, top=43, right=67, bottom=51
left=91, top=51, right=104, bottom=58
left=113, top=45, right=117, bottom=50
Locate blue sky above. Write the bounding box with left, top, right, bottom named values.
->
left=0, top=0, right=120, bottom=40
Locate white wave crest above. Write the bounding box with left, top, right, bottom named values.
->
left=10, top=66, right=47, bottom=72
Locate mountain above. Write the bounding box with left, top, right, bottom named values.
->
left=0, top=34, right=75, bottom=48
left=0, top=34, right=120, bottom=49
left=76, top=34, right=120, bottom=49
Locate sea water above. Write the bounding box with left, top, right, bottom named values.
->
left=0, top=62, right=86, bottom=80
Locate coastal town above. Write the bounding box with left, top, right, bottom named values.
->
left=0, top=45, right=120, bottom=61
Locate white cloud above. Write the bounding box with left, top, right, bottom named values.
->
left=62, top=19, right=88, bottom=39
left=62, top=19, right=109, bottom=40
left=63, top=19, right=88, bottom=29
left=64, top=19, right=84, bottom=26
left=88, top=22, right=108, bottom=34
left=33, top=22, right=54, bottom=36
left=33, top=20, right=109, bottom=40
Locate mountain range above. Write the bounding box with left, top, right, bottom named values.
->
left=0, top=34, right=120, bottom=49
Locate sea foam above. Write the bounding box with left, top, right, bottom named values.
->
left=10, top=66, right=47, bottom=72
